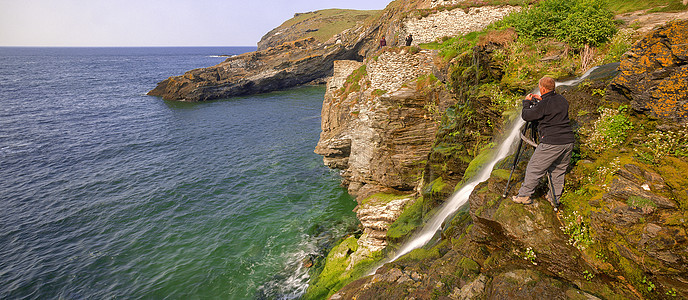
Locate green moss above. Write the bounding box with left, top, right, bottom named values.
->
left=491, top=169, right=511, bottom=181
left=460, top=142, right=496, bottom=185
left=459, top=256, right=480, bottom=274
left=361, top=192, right=412, bottom=206
left=399, top=246, right=442, bottom=262
left=430, top=177, right=447, bottom=194
left=626, top=196, right=656, bottom=210
left=388, top=197, right=426, bottom=240
left=372, top=89, right=387, bottom=97
left=305, top=236, right=383, bottom=299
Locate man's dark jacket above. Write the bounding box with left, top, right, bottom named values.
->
left=522, top=91, right=575, bottom=145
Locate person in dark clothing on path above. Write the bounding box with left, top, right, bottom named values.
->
left=379, top=36, right=387, bottom=49
left=512, top=76, right=575, bottom=207
left=405, top=34, right=413, bottom=46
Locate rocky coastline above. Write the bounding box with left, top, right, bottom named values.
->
left=147, top=1, right=688, bottom=298
left=307, top=4, right=688, bottom=300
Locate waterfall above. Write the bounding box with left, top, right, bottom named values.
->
left=387, top=116, right=525, bottom=263
left=369, top=63, right=616, bottom=274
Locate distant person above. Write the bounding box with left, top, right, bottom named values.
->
left=405, top=34, right=413, bottom=46
left=379, top=36, right=387, bottom=49
left=512, top=76, right=575, bottom=208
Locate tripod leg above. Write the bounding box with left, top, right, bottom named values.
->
left=546, top=171, right=560, bottom=210
left=502, top=123, right=530, bottom=198
left=502, top=140, right=523, bottom=198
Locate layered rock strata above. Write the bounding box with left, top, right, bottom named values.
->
left=315, top=49, right=449, bottom=197
left=315, top=49, right=453, bottom=253
left=147, top=37, right=360, bottom=101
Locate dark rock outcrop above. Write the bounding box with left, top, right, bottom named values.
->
left=609, top=20, right=688, bottom=123
left=147, top=37, right=360, bottom=101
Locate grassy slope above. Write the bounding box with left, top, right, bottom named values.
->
left=606, top=0, right=688, bottom=13
left=269, top=9, right=381, bottom=43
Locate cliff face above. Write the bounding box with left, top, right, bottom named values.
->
left=325, top=19, right=688, bottom=300
left=147, top=37, right=362, bottom=101
left=308, top=4, right=526, bottom=299
left=314, top=49, right=452, bottom=254
left=148, top=1, right=435, bottom=102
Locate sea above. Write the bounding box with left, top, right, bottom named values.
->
left=0, top=47, right=359, bottom=299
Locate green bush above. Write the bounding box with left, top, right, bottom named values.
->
left=555, top=0, right=617, bottom=47
left=508, top=0, right=575, bottom=41
left=502, top=0, right=616, bottom=48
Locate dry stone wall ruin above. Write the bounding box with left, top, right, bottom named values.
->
left=367, top=50, right=436, bottom=93
left=403, top=6, right=519, bottom=45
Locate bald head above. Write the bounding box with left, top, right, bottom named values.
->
left=539, top=77, right=555, bottom=94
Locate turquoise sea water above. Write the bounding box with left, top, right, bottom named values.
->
left=0, top=47, right=358, bottom=299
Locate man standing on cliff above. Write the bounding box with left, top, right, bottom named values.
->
left=512, top=76, right=575, bottom=208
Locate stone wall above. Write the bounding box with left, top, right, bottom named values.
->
left=403, top=6, right=519, bottom=45
left=367, top=50, right=436, bottom=93
left=430, top=0, right=460, bottom=8
left=327, top=60, right=364, bottom=96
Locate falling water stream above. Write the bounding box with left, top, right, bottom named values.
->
left=372, top=62, right=620, bottom=273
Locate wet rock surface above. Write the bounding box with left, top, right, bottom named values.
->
left=324, top=21, right=688, bottom=300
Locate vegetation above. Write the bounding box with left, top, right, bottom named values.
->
left=274, top=9, right=381, bottom=44
left=310, top=0, right=688, bottom=297
left=387, top=197, right=428, bottom=241
left=305, top=236, right=383, bottom=299
left=334, top=65, right=369, bottom=101
left=499, top=0, right=617, bottom=48
left=635, top=124, right=688, bottom=165
left=523, top=247, right=537, bottom=265
left=605, top=0, right=688, bottom=14
left=580, top=105, right=633, bottom=154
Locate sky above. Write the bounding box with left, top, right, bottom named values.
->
left=0, top=0, right=393, bottom=47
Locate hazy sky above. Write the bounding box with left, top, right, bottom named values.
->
left=0, top=0, right=392, bottom=47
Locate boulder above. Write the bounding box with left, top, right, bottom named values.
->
left=609, top=20, right=688, bottom=123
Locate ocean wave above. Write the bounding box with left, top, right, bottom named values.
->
left=207, top=55, right=237, bottom=58
left=256, top=236, right=317, bottom=299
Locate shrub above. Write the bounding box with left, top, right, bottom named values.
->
left=507, top=0, right=575, bottom=41
left=603, top=28, right=634, bottom=63
left=555, top=0, right=617, bottom=48
left=501, top=0, right=616, bottom=48
left=581, top=106, right=633, bottom=153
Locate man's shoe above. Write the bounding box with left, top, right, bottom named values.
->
left=512, top=195, right=533, bottom=204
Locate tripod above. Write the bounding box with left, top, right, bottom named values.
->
left=502, top=121, right=561, bottom=209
